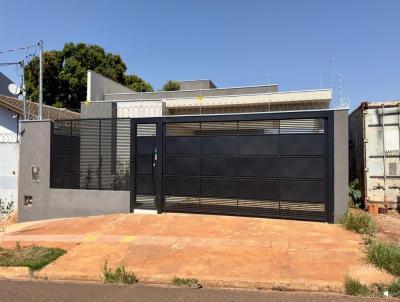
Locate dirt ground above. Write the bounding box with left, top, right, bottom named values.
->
left=371, top=210, right=400, bottom=243
left=0, top=213, right=393, bottom=292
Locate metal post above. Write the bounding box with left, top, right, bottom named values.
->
left=21, top=61, right=27, bottom=120
left=381, top=104, right=387, bottom=207
left=38, top=40, right=43, bottom=120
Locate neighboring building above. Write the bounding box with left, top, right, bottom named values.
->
left=0, top=72, right=14, bottom=97
left=82, top=71, right=333, bottom=118
left=349, top=101, right=400, bottom=210
left=0, top=94, right=80, bottom=215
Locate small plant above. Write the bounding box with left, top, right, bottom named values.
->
left=103, top=261, right=138, bottom=284
left=84, top=163, right=94, bottom=189
left=171, top=276, right=199, bottom=287
left=349, top=179, right=362, bottom=208
left=367, top=240, right=400, bottom=277
left=112, top=159, right=130, bottom=190
left=0, top=198, right=14, bottom=217
left=341, top=211, right=376, bottom=235
left=344, top=277, right=371, bottom=296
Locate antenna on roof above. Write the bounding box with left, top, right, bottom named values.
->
left=337, top=74, right=350, bottom=108
left=330, top=57, right=334, bottom=89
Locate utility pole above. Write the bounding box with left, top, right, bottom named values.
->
left=38, top=40, right=43, bottom=120
left=21, top=61, right=27, bottom=120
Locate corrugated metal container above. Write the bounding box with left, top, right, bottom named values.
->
left=349, top=101, right=400, bottom=208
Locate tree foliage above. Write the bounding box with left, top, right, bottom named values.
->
left=162, top=80, right=180, bottom=91
left=24, top=43, right=151, bottom=110
left=124, top=74, right=153, bottom=92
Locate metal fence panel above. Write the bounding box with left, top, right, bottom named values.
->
left=51, top=119, right=131, bottom=190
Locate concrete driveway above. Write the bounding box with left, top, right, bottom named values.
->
left=0, top=213, right=392, bottom=291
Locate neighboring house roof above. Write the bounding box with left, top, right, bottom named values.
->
left=0, top=95, right=80, bottom=120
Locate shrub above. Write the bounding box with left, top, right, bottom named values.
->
left=171, top=276, right=199, bottom=287
left=341, top=211, right=376, bottom=235
left=367, top=240, right=400, bottom=277
left=344, top=277, right=371, bottom=296
left=103, top=261, right=138, bottom=284
left=349, top=179, right=362, bottom=208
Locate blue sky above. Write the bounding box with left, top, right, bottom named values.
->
left=0, top=0, right=399, bottom=109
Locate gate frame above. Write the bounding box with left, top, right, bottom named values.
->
left=129, top=110, right=335, bottom=223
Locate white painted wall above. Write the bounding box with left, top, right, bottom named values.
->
left=0, top=106, right=19, bottom=213
left=116, top=101, right=165, bottom=117
left=0, top=143, right=19, bottom=212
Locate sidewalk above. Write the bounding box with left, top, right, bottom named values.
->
left=0, top=213, right=393, bottom=292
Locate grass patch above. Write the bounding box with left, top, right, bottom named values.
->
left=387, top=278, right=400, bottom=298
left=171, top=276, right=199, bottom=287
left=0, top=245, right=65, bottom=271
left=345, top=277, right=400, bottom=298
left=103, top=261, right=138, bottom=285
left=341, top=211, right=376, bottom=235
left=344, top=277, right=372, bottom=296
left=367, top=240, right=400, bottom=277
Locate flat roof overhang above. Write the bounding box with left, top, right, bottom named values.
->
left=163, top=89, right=332, bottom=109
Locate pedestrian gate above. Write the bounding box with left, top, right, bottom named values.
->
left=51, top=111, right=334, bottom=222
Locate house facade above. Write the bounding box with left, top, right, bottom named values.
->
left=18, top=71, right=348, bottom=224
left=82, top=71, right=332, bottom=118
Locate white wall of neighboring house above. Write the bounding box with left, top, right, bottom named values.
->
left=117, top=101, right=166, bottom=118
left=0, top=106, right=19, bottom=214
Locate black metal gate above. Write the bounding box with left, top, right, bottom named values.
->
left=162, top=113, right=330, bottom=222
left=51, top=111, right=334, bottom=222
left=129, top=110, right=333, bottom=222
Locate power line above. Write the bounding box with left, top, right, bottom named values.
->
left=0, top=62, right=23, bottom=67
left=0, top=44, right=37, bottom=55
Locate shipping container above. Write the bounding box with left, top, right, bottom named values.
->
left=349, top=101, right=400, bottom=209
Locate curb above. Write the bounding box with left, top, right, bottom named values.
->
left=0, top=267, right=31, bottom=279
left=33, top=272, right=344, bottom=293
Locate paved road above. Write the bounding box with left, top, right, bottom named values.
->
left=0, top=280, right=387, bottom=302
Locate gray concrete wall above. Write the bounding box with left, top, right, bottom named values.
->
left=81, top=101, right=117, bottom=119
left=87, top=71, right=134, bottom=102
left=103, top=84, right=279, bottom=101
left=18, top=121, right=129, bottom=222
left=180, top=80, right=217, bottom=90
left=333, top=109, right=349, bottom=223
left=0, top=72, right=13, bottom=97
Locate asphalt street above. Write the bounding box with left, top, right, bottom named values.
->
left=0, top=280, right=388, bottom=302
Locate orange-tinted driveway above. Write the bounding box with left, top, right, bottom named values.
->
left=0, top=213, right=392, bottom=291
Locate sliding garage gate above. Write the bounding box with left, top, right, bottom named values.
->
left=51, top=111, right=334, bottom=222
left=130, top=111, right=333, bottom=222
left=162, top=117, right=329, bottom=222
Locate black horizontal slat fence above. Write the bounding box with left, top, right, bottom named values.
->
left=51, top=118, right=131, bottom=191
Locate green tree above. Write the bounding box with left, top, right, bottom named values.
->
left=162, top=80, right=180, bottom=91
left=24, top=50, right=63, bottom=107
left=124, top=74, right=153, bottom=92
left=24, top=43, right=151, bottom=110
